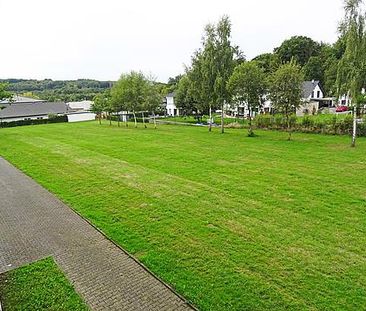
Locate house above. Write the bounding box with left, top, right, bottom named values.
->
left=66, top=100, right=96, bottom=122
left=296, top=80, right=334, bottom=116
left=166, top=93, right=180, bottom=116
left=0, top=102, right=68, bottom=122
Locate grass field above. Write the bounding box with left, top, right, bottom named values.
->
left=0, top=257, right=88, bottom=310
left=0, top=122, right=365, bottom=310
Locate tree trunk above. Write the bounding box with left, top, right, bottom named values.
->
left=221, top=102, right=225, bottom=134
left=248, top=107, right=253, bottom=137
left=133, top=111, right=137, bottom=128
left=351, top=105, right=357, bottom=147
left=109, top=112, right=112, bottom=126
left=117, top=113, right=120, bottom=127
left=142, top=111, right=147, bottom=128
left=286, top=113, right=292, bottom=141
left=99, top=114, right=101, bottom=125
left=209, top=105, right=212, bottom=132
left=153, top=112, right=157, bottom=129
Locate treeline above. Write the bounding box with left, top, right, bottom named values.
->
left=0, top=79, right=112, bottom=102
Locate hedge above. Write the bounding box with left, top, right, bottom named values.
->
left=255, top=114, right=366, bottom=136
left=0, top=115, right=68, bottom=128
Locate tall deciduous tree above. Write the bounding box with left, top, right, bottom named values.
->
left=269, top=61, right=304, bottom=141
left=336, top=0, right=366, bottom=147
left=188, top=16, right=238, bottom=133
left=228, top=61, right=266, bottom=136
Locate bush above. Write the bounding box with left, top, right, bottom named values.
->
left=253, top=113, right=365, bottom=136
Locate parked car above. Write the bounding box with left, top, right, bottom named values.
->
left=336, top=106, right=348, bottom=112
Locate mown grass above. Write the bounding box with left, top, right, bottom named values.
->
left=0, top=121, right=365, bottom=310
left=0, top=257, right=88, bottom=311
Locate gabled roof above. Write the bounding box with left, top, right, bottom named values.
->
left=302, top=81, right=321, bottom=98
left=0, top=102, right=68, bottom=119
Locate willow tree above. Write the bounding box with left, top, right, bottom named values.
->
left=228, top=61, right=266, bottom=137
left=337, top=0, right=366, bottom=147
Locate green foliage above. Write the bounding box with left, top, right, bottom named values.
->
left=255, top=113, right=366, bottom=135
left=336, top=0, right=366, bottom=102
left=187, top=16, right=238, bottom=113
left=0, top=257, right=88, bottom=310
left=274, top=36, right=321, bottom=66
left=228, top=61, right=267, bottom=135
left=252, top=53, right=281, bottom=74
left=0, top=79, right=111, bottom=102
left=0, top=115, right=68, bottom=128
left=269, top=62, right=304, bottom=114
left=175, top=75, right=197, bottom=114
left=0, top=83, right=12, bottom=102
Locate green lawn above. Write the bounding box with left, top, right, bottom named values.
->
left=0, top=257, right=88, bottom=311
left=0, top=121, right=366, bottom=310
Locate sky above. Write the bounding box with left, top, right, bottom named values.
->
left=0, top=0, right=345, bottom=83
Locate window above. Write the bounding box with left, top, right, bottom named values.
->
left=317, top=91, right=320, bottom=98
left=37, top=117, right=43, bottom=120
left=312, top=91, right=315, bottom=98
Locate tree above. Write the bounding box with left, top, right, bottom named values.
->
left=0, top=83, right=12, bottom=102
left=274, top=36, right=321, bottom=66
left=269, top=61, right=304, bottom=140
left=175, top=74, right=197, bottom=115
left=144, top=79, right=163, bottom=129
left=111, top=71, right=147, bottom=128
left=188, top=16, right=237, bottom=133
left=228, top=61, right=266, bottom=136
left=252, top=53, right=281, bottom=74
left=91, top=92, right=110, bottom=125
left=336, top=0, right=366, bottom=147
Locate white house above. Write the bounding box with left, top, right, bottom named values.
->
left=66, top=100, right=96, bottom=122
left=296, top=80, right=336, bottom=116
left=166, top=93, right=179, bottom=116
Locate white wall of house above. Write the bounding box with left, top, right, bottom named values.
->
left=166, top=95, right=179, bottom=116
left=1, top=115, right=48, bottom=122
left=67, top=112, right=96, bottom=123
left=310, top=85, right=324, bottom=100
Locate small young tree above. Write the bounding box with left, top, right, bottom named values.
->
left=111, top=71, right=147, bottom=128
left=269, top=61, right=304, bottom=140
left=144, top=79, right=163, bottom=129
left=92, top=92, right=110, bottom=125
left=228, top=61, right=266, bottom=136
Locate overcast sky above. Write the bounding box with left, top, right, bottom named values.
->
left=0, top=0, right=345, bottom=83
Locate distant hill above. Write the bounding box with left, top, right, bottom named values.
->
left=0, top=79, right=114, bottom=102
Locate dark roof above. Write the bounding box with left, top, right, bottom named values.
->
left=0, top=102, right=67, bottom=119
left=302, top=81, right=320, bottom=98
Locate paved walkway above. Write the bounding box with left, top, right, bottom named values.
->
left=0, top=158, right=194, bottom=310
